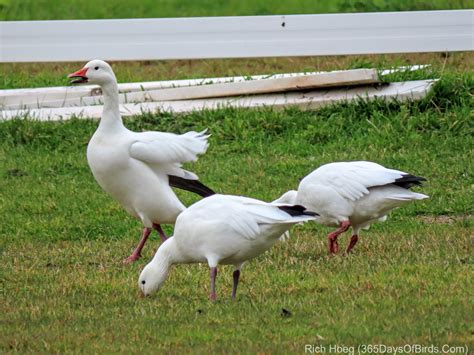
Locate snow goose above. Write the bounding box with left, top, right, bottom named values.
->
left=138, top=194, right=318, bottom=300
left=68, top=60, right=215, bottom=264
left=274, top=161, right=428, bottom=254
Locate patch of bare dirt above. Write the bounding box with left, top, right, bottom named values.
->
left=418, top=215, right=473, bottom=224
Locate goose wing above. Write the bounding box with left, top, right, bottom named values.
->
left=191, top=195, right=316, bottom=240
left=130, top=129, right=210, bottom=166
left=303, top=161, right=409, bottom=201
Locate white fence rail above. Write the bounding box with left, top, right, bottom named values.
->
left=1, top=10, right=472, bottom=63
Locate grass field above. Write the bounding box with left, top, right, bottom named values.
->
left=1, top=1, right=474, bottom=353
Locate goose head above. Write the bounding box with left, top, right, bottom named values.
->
left=138, top=238, right=177, bottom=297
left=68, top=59, right=116, bottom=86
left=138, top=261, right=169, bottom=297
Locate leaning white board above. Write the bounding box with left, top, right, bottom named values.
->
left=4, top=69, right=379, bottom=110
left=1, top=80, right=437, bottom=121
left=1, top=11, right=472, bottom=62
left=0, top=72, right=330, bottom=109
left=0, top=65, right=427, bottom=108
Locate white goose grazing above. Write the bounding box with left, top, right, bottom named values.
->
left=138, top=194, right=318, bottom=300
left=68, top=60, right=214, bottom=264
left=274, top=161, right=428, bottom=254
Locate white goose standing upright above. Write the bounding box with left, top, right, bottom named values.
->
left=68, top=60, right=214, bottom=264
left=275, top=161, right=428, bottom=254
left=138, top=194, right=318, bottom=300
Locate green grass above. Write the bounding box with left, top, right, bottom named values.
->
left=1, top=0, right=474, bottom=352
left=1, top=68, right=473, bottom=352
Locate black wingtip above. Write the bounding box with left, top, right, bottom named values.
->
left=394, top=174, right=427, bottom=189
left=168, top=175, right=216, bottom=198
left=278, top=205, right=319, bottom=217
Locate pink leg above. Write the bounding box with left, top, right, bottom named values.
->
left=328, top=220, right=351, bottom=255
left=345, top=234, right=359, bottom=254
left=153, top=223, right=167, bottom=243
left=123, top=227, right=152, bottom=264
left=209, top=267, right=218, bottom=301
left=232, top=269, right=240, bottom=299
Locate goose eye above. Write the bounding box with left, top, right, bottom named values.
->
left=141, top=280, right=146, bottom=285
left=94, top=66, right=99, bottom=70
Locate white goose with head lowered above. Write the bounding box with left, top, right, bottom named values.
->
left=138, top=194, right=318, bottom=300
left=274, top=161, right=428, bottom=254
left=68, top=60, right=215, bottom=264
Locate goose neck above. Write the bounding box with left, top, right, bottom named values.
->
left=98, top=80, right=125, bottom=131
left=152, top=237, right=184, bottom=267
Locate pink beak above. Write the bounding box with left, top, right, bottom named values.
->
left=68, top=67, right=88, bottom=78
left=68, top=67, right=89, bottom=84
